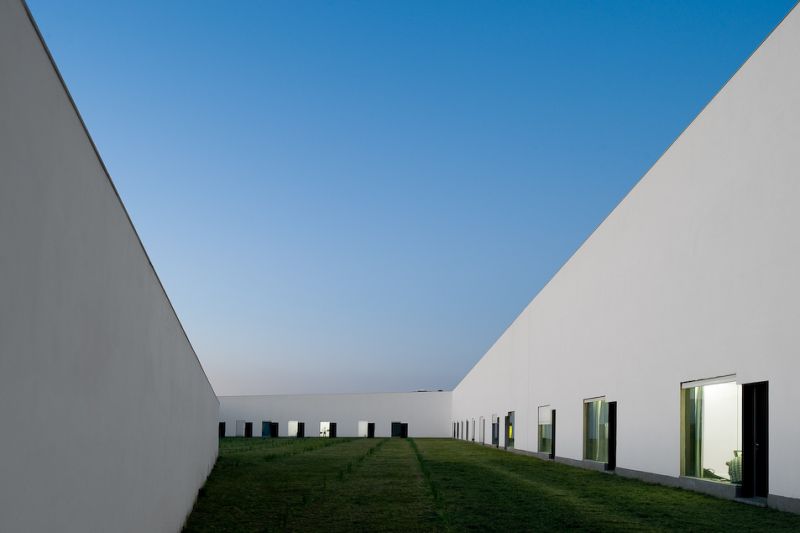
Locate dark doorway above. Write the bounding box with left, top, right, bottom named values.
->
left=401, top=423, right=408, bottom=438
left=606, top=402, right=617, bottom=471
left=742, top=381, right=768, bottom=498
left=492, top=417, right=499, bottom=447
left=330, top=422, right=338, bottom=438
left=218, top=422, right=226, bottom=438
left=391, top=422, right=402, bottom=437
left=261, top=421, right=272, bottom=438
left=465, top=420, right=469, bottom=441
left=271, top=422, right=279, bottom=437
left=453, top=422, right=456, bottom=439
left=549, top=410, right=556, bottom=459
left=368, top=423, right=375, bottom=438
left=244, top=422, right=253, bottom=438
left=297, top=422, right=305, bottom=438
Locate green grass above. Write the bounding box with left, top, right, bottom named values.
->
left=184, top=438, right=800, bottom=532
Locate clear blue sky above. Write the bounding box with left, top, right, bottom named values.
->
left=29, top=1, right=796, bottom=395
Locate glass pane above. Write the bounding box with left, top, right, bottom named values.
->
left=681, top=382, right=742, bottom=483
left=583, top=400, right=608, bottom=462
left=538, top=406, right=552, bottom=454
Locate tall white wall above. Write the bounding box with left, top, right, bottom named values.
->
left=0, top=1, right=219, bottom=531
left=220, top=392, right=452, bottom=438
left=453, top=4, right=800, bottom=502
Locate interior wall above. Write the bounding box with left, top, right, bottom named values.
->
left=0, top=1, right=219, bottom=531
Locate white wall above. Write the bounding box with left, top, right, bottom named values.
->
left=0, top=1, right=219, bottom=531
left=453, top=4, right=800, bottom=502
left=219, top=391, right=452, bottom=438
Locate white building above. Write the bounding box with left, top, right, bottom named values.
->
left=219, top=391, right=452, bottom=439
left=219, top=1, right=800, bottom=514
left=5, top=0, right=800, bottom=528
left=0, top=1, right=218, bottom=532
left=450, top=2, right=800, bottom=514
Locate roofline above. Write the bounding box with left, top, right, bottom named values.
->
left=453, top=0, right=800, bottom=393
left=21, top=0, right=218, bottom=400
left=219, top=390, right=452, bottom=399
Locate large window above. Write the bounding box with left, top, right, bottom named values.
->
left=583, top=398, right=608, bottom=463
left=681, top=378, right=742, bottom=484
left=538, top=406, right=552, bottom=454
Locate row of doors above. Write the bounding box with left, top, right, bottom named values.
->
left=456, top=381, right=768, bottom=499
left=219, top=420, right=401, bottom=439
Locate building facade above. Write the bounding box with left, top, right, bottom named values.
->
left=451, top=3, right=800, bottom=513
left=219, top=391, right=452, bottom=439
left=0, top=1, right=219, bottom=531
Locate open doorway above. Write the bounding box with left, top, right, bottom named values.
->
left=218, top=422, right=226, bottom=438
left=244, top=422, right=253, bottom=438
left=261, top=420, right=276, bottom=438
left=368, top=422, right=375, bottom=438
left=491, top=414, right=499, bottom=447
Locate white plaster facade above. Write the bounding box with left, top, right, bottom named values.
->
left=219, top=391, right=452, bottom=438
left=0, top=1, right=219, bottom=531
left=451, top=3, right=800, bottom=511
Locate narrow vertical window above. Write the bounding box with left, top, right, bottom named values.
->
left=583, top=398, right=608, bottom=463
left=538, top=406, right=552, bottom=454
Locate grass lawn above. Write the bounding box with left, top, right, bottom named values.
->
left=184, top=438, right=800, bottom=532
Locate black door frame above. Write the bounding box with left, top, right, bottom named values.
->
left=606, top=401, right=617, bottom=471
left=742, top=381, right=768, bottom=498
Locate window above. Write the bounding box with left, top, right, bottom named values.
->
left=681, top=378, right=742, bottom=484
left=538, top=406, right=552, bottom=454
left=583, top=398, right=608, bottom=462
left=319, top=421, right=331, bottom=438
left=505, top=411, right=515, bottom=449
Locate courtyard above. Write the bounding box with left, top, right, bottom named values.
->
left=184, top=438, right=800, bottom=532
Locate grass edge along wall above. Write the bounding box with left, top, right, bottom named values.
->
left=450, top=1, right=800, bottom=514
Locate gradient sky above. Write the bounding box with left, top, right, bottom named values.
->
left=28, top=1, right=796, bottom=395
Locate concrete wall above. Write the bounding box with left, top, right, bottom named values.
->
left=452, top=3, right=800, bottom=507
left=220, top=391, right=452, bottom=438
left=0, top=1, right=219, bottom=532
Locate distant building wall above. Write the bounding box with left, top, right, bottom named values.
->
left=220, top=391, right=452, bottom=438
left=0, top=1, right=219, bottom=532
left=452, top=2, right=800, bottom=510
